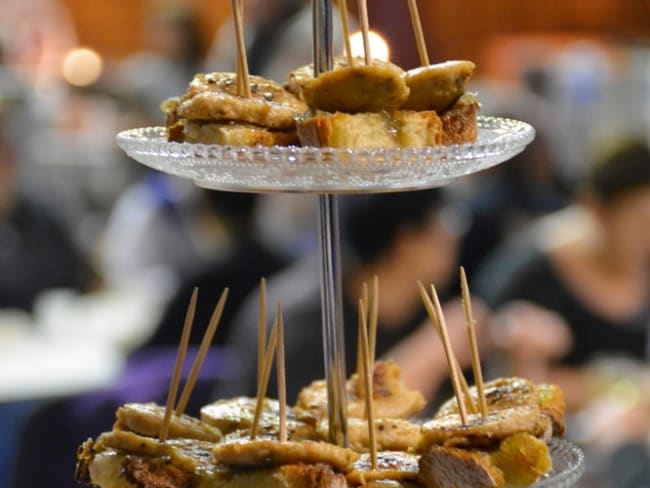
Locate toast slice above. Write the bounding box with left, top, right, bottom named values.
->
left=297, top=110, right=443, bottom=149
left=169, top=120, right=298, bottom=146
left=440, top=94, right=479, bottom=145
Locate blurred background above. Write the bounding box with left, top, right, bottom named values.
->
left=1, top=0, right=649, bottom=487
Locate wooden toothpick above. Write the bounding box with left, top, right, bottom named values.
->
left=175, top=288, right=229, bottom=416
left=356, top=0, right=372, bottom=65
left=160, top=287, right=197, bottom=441
left=417, top=281, right=468, bottom=425
left=429, top=283, right=468, bottom=425
left=251, top=314, right=279, bottom=439
left=369, top=275, right=379, bottom=366
left=406, top=0, right=430, bottom=66
left=417, top=281, right=477, bottom=415
left=337, top=0, right=354, bottom=65
left=231, top=0, right=251, bottom=97
left=359, top=299, right=377, bottom=469
left=460, top=267, right=488, bottom=418
left=258, top=278, right=267, bottom=394
left=276, top=304, right=287, bottom=443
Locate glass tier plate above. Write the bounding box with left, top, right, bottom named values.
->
left=533, top=439, right=585, bottom=488
left=116, top=116, right=534, bottom=194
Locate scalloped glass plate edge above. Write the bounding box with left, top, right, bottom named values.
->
left=116, top=116, right=535, bottom=194
left=532, top=439, right=585, bottom=488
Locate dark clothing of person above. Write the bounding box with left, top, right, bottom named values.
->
left=459, top=171, right=568, bottom=280
left=218, top=256, right=425, bottom=403
left=145, top=240, right=288, bottom=347
left=493, top=251, right=649, bottom=366
left=0, top=198, right=96, bottom=311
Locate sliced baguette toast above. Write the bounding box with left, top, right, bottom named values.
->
left=297, top=110, right=443, bottom=149
left=169, top=120, right=298, bottom=146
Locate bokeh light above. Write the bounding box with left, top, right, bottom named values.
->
left=348, top=30, right=390, bottom=62
left=61, top=47, right=103, bottom=87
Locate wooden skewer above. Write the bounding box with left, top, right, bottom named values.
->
left=232, top=0, right=243, bottom=96
left=258, top=278, right=267, bottom=394
left=356, top=282, right=369, bottom=384
left=368, top=275, right=379, bottom=366
left=416, top=281, right=468, bottom=425
left=251, top=314, right=279, bottom=439
left=460, top=267, right=488, bottom=418
left=406, top=0, right=430, bottom=66
left=429, top=283, right=468, bottom=425
left=416, top=281, right=477, bottom=415
left=276, top=303, right=287, bottom=443
left=230, top=0, right=251, bottom=97
left=337, top=0, right=354, bottom=65
left=356, top=0, right=372, bottom=65
left=175, top=288, right=229, bottom=416
left=160, top=288, right=197, bottom=442
left=359, top=299, right=378, bottom=469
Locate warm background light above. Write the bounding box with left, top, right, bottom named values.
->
left=348, top=30, right=390, bottom=62
left=61, top=47, right=103, bottom=87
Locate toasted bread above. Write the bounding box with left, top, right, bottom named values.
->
left=440, top=94, right=479, bottom=145
left=176, top=120, right=298, bottom=146
left=297, top=110, right=443, bottom=149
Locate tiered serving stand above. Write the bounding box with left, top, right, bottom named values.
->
left=116, top=1, right=584, bottom=485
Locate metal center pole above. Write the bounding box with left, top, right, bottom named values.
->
left=314, top=0, right=347, bottom=447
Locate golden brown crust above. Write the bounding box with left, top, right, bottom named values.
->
left=166, top=120, right=185, bottom=143
left=440, top=97, right=479, bottom=145
left=75, top=439, right=97, bottom=486
left=122, top=456, right=191, bottom=488
left=333, top=418, right=422, bottom=453
left=201, top=397, right=318, bottom=441
left=536, top=384, right=566, bottom=436
left=346, top=452, right=420, bottom=485
left=435, top=378, right=540, bottom=419
left=297, top=362, right=426, bottom=420
left=419, top=406, right=543, bottom=450
left=114, top=403, right=222, bottom=443
left=213, top=439, right=359, bottom=473
left=178, top=73, right=307, bottom=130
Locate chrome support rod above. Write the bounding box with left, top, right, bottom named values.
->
left=317, top=194, right=347, bottom=447
left=314, top=0, right=347, bottom=448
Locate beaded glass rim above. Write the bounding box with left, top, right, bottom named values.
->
left=116, top=116, right=535, bottom=194
left=534, top=438, right=586, bottom=488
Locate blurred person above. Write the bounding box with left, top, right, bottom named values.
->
left=101, top=174, right=214, bottom=294
left=484, top=140, right=650, bottom=438
left=109, top=3, right=202, bottom=121
left=0, top=103, right=99, bottom=488
left=456, top=129, right=570, bottom=281
left=141, top=191, right=289, bottom=348
left=219, top=190, right=488, bottom=405
left=0, top=0, right=76, bottom=88
left=0, top=106, right=99, bottom=312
